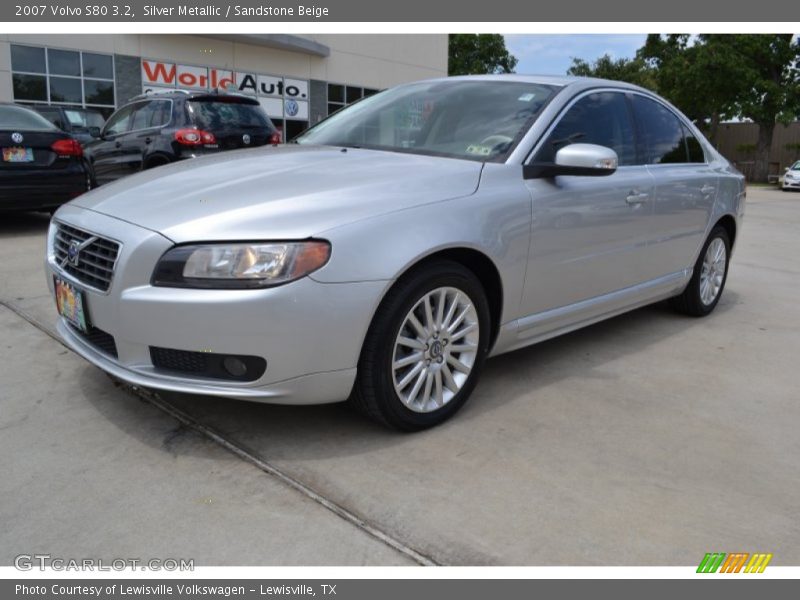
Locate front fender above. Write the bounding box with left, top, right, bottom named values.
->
left=311, top=163, right=532, bottom=327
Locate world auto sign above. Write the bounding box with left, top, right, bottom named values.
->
left=141, top=60, right=309, bottom=121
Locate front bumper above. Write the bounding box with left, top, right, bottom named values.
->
left=782, top=178, right=800, bottom=189
left=46, top=205, right=387, bottom=404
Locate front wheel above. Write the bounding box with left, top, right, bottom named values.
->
left=670, top=226, right=731, bottom=317
left=350, top=260, right=491, bottom=431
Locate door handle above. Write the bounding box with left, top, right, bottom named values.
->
left=701, top=184, right=716, bottom=195
left=625, top=191, right=649, bottom=205
left=114, top=141, right=122, bottom=148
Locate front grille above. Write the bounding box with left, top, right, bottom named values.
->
left=68, top=323, right=118, bottom=358
left=150, top=346, right=266, bottom=382
left=54, top=223, right=120, bottom=292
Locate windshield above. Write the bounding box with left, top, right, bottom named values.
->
left=0, top=105, right=58, bottom=131
left=792, top=161, right=800, bottom=171
left=187, top=99, right=274, bottom=131
left=295, top=80, right=559, bottom=161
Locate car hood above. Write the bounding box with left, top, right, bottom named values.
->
left=72, top=145, right=483, bottom=242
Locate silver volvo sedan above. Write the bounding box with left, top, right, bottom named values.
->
left=46, top=75, right=745, bottom=430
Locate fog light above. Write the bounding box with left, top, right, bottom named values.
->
left=222, top=357, right=248, bottom=377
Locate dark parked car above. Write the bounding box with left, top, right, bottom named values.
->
left=0, top=103, right=90, bottom=212
left=84, top=90, right=282, bottom=186
left=31, top=105, right=106, bottom=146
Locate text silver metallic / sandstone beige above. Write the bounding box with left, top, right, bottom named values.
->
left=46, top=75, right=745, bottom=430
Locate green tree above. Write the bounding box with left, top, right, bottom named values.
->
left=571, top=34, right=800, bottom=182
left=448, top=34, right=518, bottom=76
left=642, top=35, right=749, bottom=147
left=567, top=54, right=656, bottom=90
left=705, top=35, right=800, bottom=183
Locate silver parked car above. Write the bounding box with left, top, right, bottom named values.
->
left=46, top=75, right=745, bottom=430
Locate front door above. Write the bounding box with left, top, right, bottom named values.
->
left=90, top=104, right=134, bottom=185
left=521, top=91, right=655, bottom=317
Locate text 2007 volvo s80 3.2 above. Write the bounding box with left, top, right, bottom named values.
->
left=46, top=75, right=745, bottom=430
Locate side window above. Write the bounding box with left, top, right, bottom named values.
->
left=150, top=100, right=172, bottom=127
left=131, top=100, right=172, bottom=130
left=103, top=105, right=135, bottom=137
left=631, top=96, right=688, bottom=164
left=130, top=102, right=154, bottom=131
left=684, top=126, right=706, bottom=163
left=535, top=92, right=637, bottom=166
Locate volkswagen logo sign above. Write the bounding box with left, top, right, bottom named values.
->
left=67, top=240, right=81, bottom=266
left=285, top=99, right=299, bottom=118
left=11, top=132, right=23, bottom=144
left=242, top=134, right=251, bottom=145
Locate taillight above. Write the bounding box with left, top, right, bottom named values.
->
left=174, top=128, right=216, bottom=146
left=51, top=138, right=83, bottom=157
left=269, top=131, right=282, bottom=145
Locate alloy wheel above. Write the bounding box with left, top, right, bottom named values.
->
left=391, top=286, right=480, bottom=413
left=699, top=237, right=727, bottom=305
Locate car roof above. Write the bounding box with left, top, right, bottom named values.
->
left=130, top=89, right=258, bottom=102
left=416, top=73, right=651, bottom=94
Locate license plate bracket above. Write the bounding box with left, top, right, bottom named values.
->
left=54, top=276, right=90, bottom=333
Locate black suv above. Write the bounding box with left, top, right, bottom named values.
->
left=84, top=90, right=281, bottom=186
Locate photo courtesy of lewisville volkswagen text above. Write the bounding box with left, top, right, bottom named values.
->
left=0, top=0, right=798, bottom=594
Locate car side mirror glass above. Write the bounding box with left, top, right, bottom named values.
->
left=524, top=143, right=619, bottom=179
left=88, top=126, right=102, bottom=138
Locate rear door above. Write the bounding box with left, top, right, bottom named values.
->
left=521, top=90, right=656, bottom=316
left=630, top=95, right=718, bottom=277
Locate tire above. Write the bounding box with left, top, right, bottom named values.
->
left=350, top=260, right=491, bottom=431
left=670, top=226, right=731, bottom=317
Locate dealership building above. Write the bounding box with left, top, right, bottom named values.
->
left=0, top=34, right=448, bottom=139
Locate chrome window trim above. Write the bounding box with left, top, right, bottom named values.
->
left=522, top=86, right=710, bottom=168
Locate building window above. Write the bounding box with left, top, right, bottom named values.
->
left=10, top=44, right=116, bottom=114
left=326, top=83, right=381, bottom=117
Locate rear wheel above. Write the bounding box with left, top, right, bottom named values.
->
left=670, top=226, right=730, bottom=317
left=351, top=260, right=491, bottom=431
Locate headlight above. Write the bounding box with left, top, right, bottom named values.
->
left=152, top=241, right=331, bottom=288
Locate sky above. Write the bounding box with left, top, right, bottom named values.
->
left=504, top=34, right=648, bottom=76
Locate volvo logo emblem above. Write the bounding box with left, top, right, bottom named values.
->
left=67, top=240, right=82, bottom=266
left=11, top=132, right=23, bottom=144
left=242, top=134, right=251, bottom=145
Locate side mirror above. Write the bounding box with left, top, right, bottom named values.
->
left=785, top=167, right=790, bottom=172
left=88, top=126, right=102, bottom=138
left=524, top=143, right=619, bottom=179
